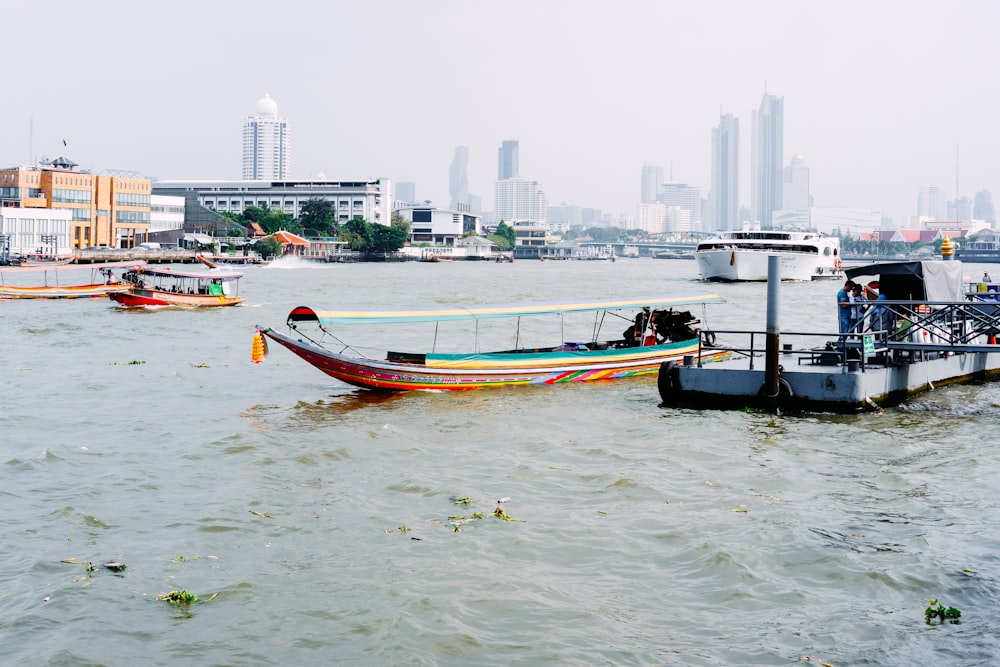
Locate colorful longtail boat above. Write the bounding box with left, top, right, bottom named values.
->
left=255, top=292, right=731, bottom=391
left=109, top=266, right=243, bottom=308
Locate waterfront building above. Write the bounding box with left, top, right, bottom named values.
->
left=151, top=178, right=392, bottom=228
left=640, top=164, right=663, bottom=204
left=709, top=113, right=739, bottom=232
left=498, top=140, right=519, bottom=180
left=242, top=94, right=290, bottom=180
left=0, top=207, right=72, bottom=258
left=495, top=178, right=547, bottom=226
left=394, top=204, right=482, bottom=245
left=782, top=155, right=810, bottom=210
left=751, top=91, right=784, bottom=228
left=450, top=146, right=471, bottom=210
left=0, top=156, right=150, bottom=251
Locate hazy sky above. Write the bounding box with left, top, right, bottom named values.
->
left=4, top=1, right=997, bottom=223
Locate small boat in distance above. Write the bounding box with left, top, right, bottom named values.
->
left=0, top=260, right=145, bottom=299
left=695, top=226, right=841, bottom=281
left=16, top=254, right=77, bottom=267
left=110, top=266, right=243, bottom=308
left=254, top=293, right=732, bottom=391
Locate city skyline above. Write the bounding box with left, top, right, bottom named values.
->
left=3, top=1, right=998, bottom=226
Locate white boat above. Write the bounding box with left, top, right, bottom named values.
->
left=695, top=228, right=842, bottom=281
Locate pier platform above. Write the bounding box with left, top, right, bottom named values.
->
left=659, top=338, right=1000, bottom=413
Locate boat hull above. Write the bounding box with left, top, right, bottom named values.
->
left=696, top=250, right=839, bottom=282
left=260, top=327, right=731, bottom=391
left=110, top=288, right=243, bottom=308
left=0, top=284, right=129, bottom=299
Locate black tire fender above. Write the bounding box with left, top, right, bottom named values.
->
left=658, top=361, right=682, bottom=403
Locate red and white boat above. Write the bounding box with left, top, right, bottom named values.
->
left=110, top=266, right=244, bottom=308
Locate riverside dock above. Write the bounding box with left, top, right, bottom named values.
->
left=658, top=254, right=1000, bottom=412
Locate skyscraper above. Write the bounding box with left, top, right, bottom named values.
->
left=710, top=113, right=739, bottom=231
left=660, top=182, right=701, bottom=230
left=974, top=190, right=996, bottom=227
left=641, top=164, right=664, bottom=204
left=450, top=146, right=470, bottom=210
left=498, top=140, right=519, bottom=180
left=918, top=186, right=946, bottom=219
left=242, top=93, right=290, bottom=180
left=782, top=155, right=810, bottom=210
left=751, top=92, right=783, bottom=228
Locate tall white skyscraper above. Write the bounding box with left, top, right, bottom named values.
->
left=751, top=91, right=783, bottom=228
left=242, top=93, right=290, bottom=180
left=782, top=155, right=810, bottom=210
left=450, top=146, right=470, bottom=210
left=918, top=186, right=946, bottom=219
left=641, top=164, right=664, bottom=204
left=495, top=178, right=547, bottom=225
left=710, top=113, right=739, bottom=231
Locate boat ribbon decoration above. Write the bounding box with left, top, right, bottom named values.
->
left=251, top=329, right=268, bottom=364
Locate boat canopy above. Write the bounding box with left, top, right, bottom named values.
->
left=845, top=260, right=964, bottom=301
left=139, top=267, right=243, bottom=280
left=287, top=292, right=725, bottom=325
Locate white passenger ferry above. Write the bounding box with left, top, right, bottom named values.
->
left=695, top=227, right=842, bottom=281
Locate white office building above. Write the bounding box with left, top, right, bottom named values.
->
left=918, top=186, right=946, bottom=220
left=395, top=205, right=482, bottom=245
left=660, top=182, right=701, bottom=230
left=242, top=94, right=290, bottom=180
left=495, top=178, right=547, bottom=226
left=151, top=178, right=392, bottom=227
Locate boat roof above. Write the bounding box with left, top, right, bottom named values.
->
left=287, top=292, right=725, bottom=325
left=139, top=266, right=243, bottom=280
left=845, top=260, right=964, bottom=301
left=0, top=260, right=147, bottom=274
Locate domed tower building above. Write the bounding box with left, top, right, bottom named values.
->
left=242, top=93, right=290, bottom=180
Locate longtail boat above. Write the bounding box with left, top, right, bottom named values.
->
left=0, top=260, right=145, bottom=299
left=254, top=292, right=731, bottom=391
left=110, top=266, right=243, bottom=308
left=16, top=254, right=77, bottom=267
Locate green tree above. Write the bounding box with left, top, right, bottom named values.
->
left=491, top=220, right=516, bottom=250
left=372, top=223, right=409, bottom=252
left=344, top=217, right=373, bottom=250
left=299, top=198, right=338, bottom=236
left=390, top=212, right=411, bottom=241
left=256, top=236, right=283, bottom=259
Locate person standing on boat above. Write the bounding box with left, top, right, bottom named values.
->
left=984, top=271, right=992, bottom=284
left=849, top=283, right=867, bottom=333
left=837, top=280, right=856, bottom=334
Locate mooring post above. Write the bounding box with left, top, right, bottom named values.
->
left=764, top=255, right=781, bottom=399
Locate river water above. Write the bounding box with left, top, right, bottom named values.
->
left=3, top=257, right=1000, bottom=666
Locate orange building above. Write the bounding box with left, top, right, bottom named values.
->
left=0, top=156, right=150, bottom=249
